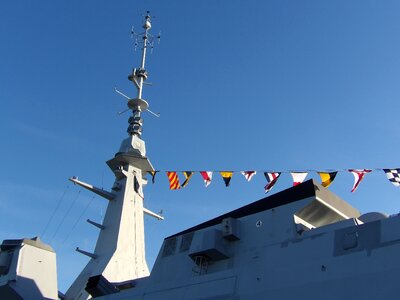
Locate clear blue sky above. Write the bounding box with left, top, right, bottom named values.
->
left=1, top=0, right=400, bottom=293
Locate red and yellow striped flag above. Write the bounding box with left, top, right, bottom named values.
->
left=167, top=172, right=181, bottom=190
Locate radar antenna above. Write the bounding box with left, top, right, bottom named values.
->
left=114, top=87, right=160, bottom=117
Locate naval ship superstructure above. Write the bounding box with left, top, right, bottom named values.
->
left=1, top=13, right=400, bottom=300
left=93, top=179, right=400, bottom=299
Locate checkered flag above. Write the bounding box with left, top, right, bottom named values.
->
left=383, top=169, right=400, bottom=187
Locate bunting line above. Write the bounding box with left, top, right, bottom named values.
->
left=144, top=167, right=400, bottom=192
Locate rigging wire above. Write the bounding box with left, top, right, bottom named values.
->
left=56, top=195, right=96, bottom=251
left=41, top=185, right=70, bottom=239
left=147, top=167, right=391, bottom=173
left=49, top=190, right=81, bottom=244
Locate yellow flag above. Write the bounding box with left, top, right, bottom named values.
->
left=220, top=171, right=233, bottom=187
left=318, top=172, right=337, bottom=188
left=181, top=171, right=194, bottom=188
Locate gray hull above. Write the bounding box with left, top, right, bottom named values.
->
left=95, top=180, right=400, bottom=299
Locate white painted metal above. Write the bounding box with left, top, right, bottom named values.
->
left=65, top=135, right=152, bottom=300
left=65, top=13, right=159, bottom=299
left=69, top=177, right=115, bottom=201
left=137, top=14, right=150, bottom=99
left=143, top=207, right=164, bottom=220
left=0, top=238, right=58, bottom=299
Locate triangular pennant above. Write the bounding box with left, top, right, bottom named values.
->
left=149, top=171, right=158, bottom=184
left=181, top=171, right=194, bottom=188
left=200, top=171, right=213, bottom=187
left=241, top=171, right=256, bottom=182
left=349, top=169, right=371, bottom=192
left=263, top=172, right=281, bottom=193
left=383, top=169, right=400, bottom=187
left=291, top=172, right=308, bottom=186
left=318, top=171, right=338, bottom=188
left=166, top=172, right=181, bottom=190
left=220, top=171, right=233, bottom=187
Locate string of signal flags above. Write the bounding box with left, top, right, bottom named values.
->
left=147, top=168, right=400, bottom=193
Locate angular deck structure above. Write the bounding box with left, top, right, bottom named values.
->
left=91, top=179, right=400, bottom=299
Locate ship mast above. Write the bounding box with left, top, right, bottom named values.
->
left=65, top=12, right=162, bottom=300
left=127, top=13, right=151, bottom=137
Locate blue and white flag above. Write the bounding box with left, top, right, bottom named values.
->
left=383, top=169, right=400, bottom=187
left=264, top=172, right=281, bottom=193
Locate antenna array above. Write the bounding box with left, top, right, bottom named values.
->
left=115, top=11, right=161, bottom=137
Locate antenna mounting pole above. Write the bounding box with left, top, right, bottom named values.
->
left=126, top=11, right=159, bottom=137
left=137, top=12, right=151, bottom=99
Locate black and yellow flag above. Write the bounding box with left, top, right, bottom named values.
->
left=149, top=171, right=158, bottom=184
left=318, top=172, right=337, bottom=188
left=220, top=171, right=233, bottom=187
left=181, top=171, right=194, bottom=188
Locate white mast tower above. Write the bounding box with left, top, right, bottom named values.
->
left=65, top=12, right=162, bottom=300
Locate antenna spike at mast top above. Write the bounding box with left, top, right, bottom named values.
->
left=125, top=11, right=160, bottom=137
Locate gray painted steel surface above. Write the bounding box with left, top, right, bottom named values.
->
left=94, top=180, right=400, bottom=299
